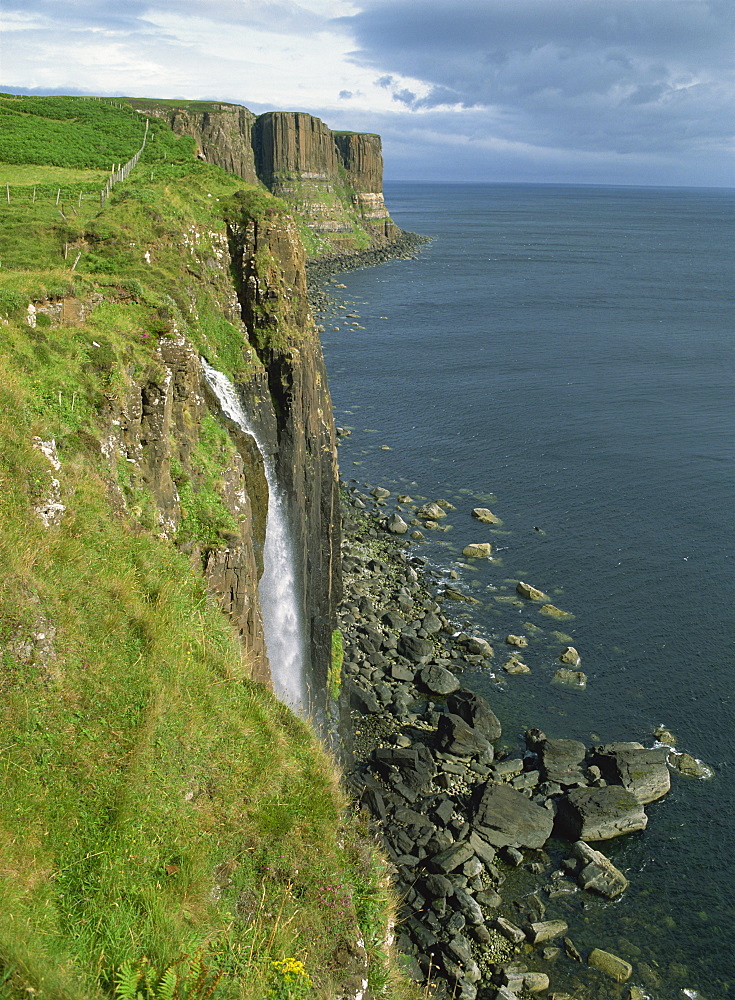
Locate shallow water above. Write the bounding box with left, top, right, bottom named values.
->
left=320, top=183, right=735, bottom=999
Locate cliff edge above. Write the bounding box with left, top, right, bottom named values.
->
left=129, top=98, right=401, bottom=256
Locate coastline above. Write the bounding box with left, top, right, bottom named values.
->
left=335, top=479, right=687, bottom=1000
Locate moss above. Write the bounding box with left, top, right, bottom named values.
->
left=329, top=629, right=344, bottom=700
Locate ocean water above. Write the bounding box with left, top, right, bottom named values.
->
left=319, top=183, right=735, bottom=999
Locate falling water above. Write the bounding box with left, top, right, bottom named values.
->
left=202, top=359, right=307, bottom=713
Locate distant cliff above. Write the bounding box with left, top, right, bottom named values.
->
left=129, top=99, right=400, bottom=255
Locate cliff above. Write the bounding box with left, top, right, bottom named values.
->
left=0, top=97, right=417, bottom=998
left=128, top=98, right=400, bottom=254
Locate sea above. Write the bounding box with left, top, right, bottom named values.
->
left=318, top=183, right=734, bottom=1000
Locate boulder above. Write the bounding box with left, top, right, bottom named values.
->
left=386, top=513, right=409, bottom=534
left=472, top=782, right=554, bottom=849
left=538, top=739, right=587, bottom=787
left=505, top=634, right=528, bottom=648
left=462, top=543, right=492, bottom=558
left=398, top=634, right=434, bottom=663
left=516, top=581, right=546, bottom=600
left=540, top=604, right=572, bottom=619
left=437, top=713, right=494, bottom=759
left=668, top=751, right=714, bottom=779
left=420, top=664, right=461, bottom=696
left=372, top=745, right=436, bottom=794
left=559, top=646, right=581, bottom=665
left=447, top=689, right=502, bottom=742
left=371, top=486, right=391, bottom=499
left=503, top=656, right=530, bottom=674
left=587, top=948, right=632, bottom=982
left=527, top=920, right=568, bottom=944
left=592, top=743, right=670, bottom=803
left=416, top=502, right=446, bottom=519
left=471, top=507, right=500, bottom=524
left=493, top=916, right=526, bottom=944
left=572, top=840, right=629, bottom=898
left=553, top=668, right=587, bottom=689
left=464, top=635, right=494, bottom=656
left=556, top=786, right=647, bottom=841
left=429, top=841, right=475, bottom=874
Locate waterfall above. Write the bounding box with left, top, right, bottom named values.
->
left=202, top=360, right=307, bottom=714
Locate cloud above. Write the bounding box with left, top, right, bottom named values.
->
left=340, top=0, right=735, bottom=164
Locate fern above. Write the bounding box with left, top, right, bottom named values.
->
left=112, top=953, right=223, bottom=1000
left=114, top=962, right=143, bottom=1000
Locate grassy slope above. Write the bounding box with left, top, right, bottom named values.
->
left=0, top=97, right=417, bottom=1000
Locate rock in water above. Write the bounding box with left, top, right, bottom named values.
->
left=556, top=786, right=647, bottom=841
left=462, top=542, right=492, bottom=558
left=416, top=501, right=446, bottom=519
left=516, top=580, right=546, bottom=600
left=592, top=742, right=670, bottom=803
left=385, top=512, right=409, bottom=534
left=572, top=840, right=629, bottom=898
left=505, top=634, right=528, bottom=647
left=553, top=667, right=587, bottom=689
left=472, top=782, right=554, bottom=849
left=668, top=751, right=714, bottom=779
left=587, top=948, right=633, bottom=982
left=471, top=507, right=500, bottom=524
left=559, top=645, right=581, bottom=665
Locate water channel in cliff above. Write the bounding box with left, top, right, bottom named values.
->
left=202, top=360, right=307, bottom=713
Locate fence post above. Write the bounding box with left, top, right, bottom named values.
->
left=33, top=187, right=36, bottom=203
left=56, top=188, right=61, bottom=205
left=5, top=184, right=9, bottom=204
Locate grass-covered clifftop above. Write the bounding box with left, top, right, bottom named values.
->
left=0, top=94, right=418, bottom=1000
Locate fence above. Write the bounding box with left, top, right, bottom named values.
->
left=2, top=110, right=150, bottom=210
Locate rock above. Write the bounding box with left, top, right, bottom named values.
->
left=505, top=634, right=528, bottom=648
left=668, top=751, right=714, bottom=779
left=587, top=947, right=633, bottom=982
left=572, top=840, right=629, bottom=898
left=371, top=486, right=391, bottom=499
left=556, top=786, right=648, bottom=841
left=447, top=689, right=502, bottom=741
left=503, top=656, right=530, bottom=674
left=563, top=937, right=583, bottom=963
left=538, top=739, right=587, bottom=787
left=398, top=634, right=434, bottom=663
left=527, top=920, right=568, bottom=944
left=516, top=581, right=545, bottom=600
left=438, top=713, right=494, bottom=759
left=592, top=743, right=670, bottom=803
left=420, top=664, right=461, bottom=696
left=471, top=507, right=500, bottom=524
left=372, top=745, right=436, bottom=794
left=453, top=886, right=484, bottom=925
left=425, top=873, right=454, bottom=897
left=559, top=646, right=580, bottom=665
left=416, top=502, right=446, bottom=519
left=429, top=842, right=475, bottom=874
left=464, top=636, right=494, bottom=656
left=553, top=668, right=587, bottom=689
left=493, top=916, right=526, bottom=945
left=472, top=782, right=554, bottom=849
left=521, top=972, right=551, bottom=992
left=345, top=678, right=381, bottom=714
left=386, top=513, right=409, bottom=534
left=462, top=543, right=492, bottom=558
left=653, top=725, right=676, bottom=746
left=540, top=604, right=572, bottom=619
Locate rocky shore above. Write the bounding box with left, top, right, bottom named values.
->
left=306, top=230, right=433, bottom=302
left=336, top=481, right=707, bottom=1000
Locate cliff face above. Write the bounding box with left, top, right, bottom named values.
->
left=224, top=193, right=341, bottom=711
left=129, top=99, right=400, bottom=252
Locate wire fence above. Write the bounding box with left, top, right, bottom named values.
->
left=1, top=108, right=150, bottom=210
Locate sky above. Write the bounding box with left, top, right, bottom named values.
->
left=1, top=0, right=733, bottom=187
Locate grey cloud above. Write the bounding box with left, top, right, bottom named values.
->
left=340, top=0, right=735, bottom=163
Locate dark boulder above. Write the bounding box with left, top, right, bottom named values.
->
left=556, top=785, right=648, bottom=841
left=420, top=664, right=461, bottom=695
left=447, top=689, right=502, bottom=742
left=591, top=742, right=670, bottom=803
left=471, top=782, right=554, bottom=849
left=538, top=738, right=588, bottom=787
left=438, top=713, right=494, bottom=759
left=398, top=634, right=435, bottom=663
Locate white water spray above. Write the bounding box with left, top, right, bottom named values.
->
left=202, top=360, right=307, bottom=713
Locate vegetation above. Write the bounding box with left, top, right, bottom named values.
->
left=0, top=96, right=420, bottom=999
